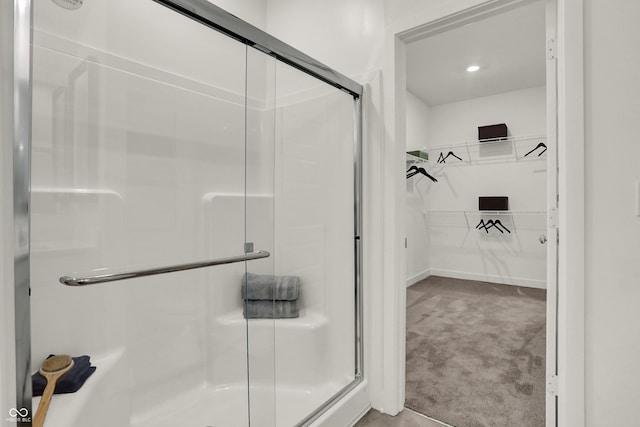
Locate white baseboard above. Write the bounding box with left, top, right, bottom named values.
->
left=429, top=268, right=546, bottom=289
left=406, top=269, right=431, bottom=287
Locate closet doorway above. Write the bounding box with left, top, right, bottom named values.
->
left=403, top=1, right=557, bottom=426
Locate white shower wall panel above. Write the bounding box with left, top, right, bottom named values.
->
left=34, top=0, right=247, bottom=100
left=205, top=193, right=274, bottom=389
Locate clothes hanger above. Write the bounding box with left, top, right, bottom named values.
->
left=494, top=219, right=511, bottom=233
left=444, top=151, right=463, bottom=162
left=408, top=168, right=438, bottom=182
left=406, top=167, right=438, bottom=182
left=484, top=219, right=504, bottom=233
left=475, top=219, right=488, bottom=232
left=437, top=151, right=463, bottom=164
left=524, top=142, right=547, bottom=157
left=406, top=163, right=420, bottom=178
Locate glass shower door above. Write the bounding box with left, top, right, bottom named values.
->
left=27, top=1, right=361, bottom=426
left=272, top=60, right=357, bottom=427
left=243, top=46, right=359, bottom=427
left=29, top=1, right=270, bottom=426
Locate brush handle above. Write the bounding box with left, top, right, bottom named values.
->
left=33, top=371, right=64, bottom=427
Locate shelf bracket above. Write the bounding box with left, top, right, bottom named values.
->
left=547, top=374, right=559, bottom=396
left=548, top=207, right=559, bottom=229
left=547, top=38, right=557, bottom=60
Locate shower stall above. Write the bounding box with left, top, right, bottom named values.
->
left=12, top=0, right=362, bottom=426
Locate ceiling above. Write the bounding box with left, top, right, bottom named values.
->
left=406, top=1, right=546, bottom=106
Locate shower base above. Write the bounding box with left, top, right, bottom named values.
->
left=131, top=382, right=343, bottom=427
left=32, top=348, right=345, bottom=427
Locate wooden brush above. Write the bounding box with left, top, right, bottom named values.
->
left=33, top=355, right=74, bottom=427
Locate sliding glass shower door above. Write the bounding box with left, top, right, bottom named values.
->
left=272, top=61, right=358, bottom=426
left=26, top=1, right=360, bottom=426
left=30, top=1, right=272, bottom=426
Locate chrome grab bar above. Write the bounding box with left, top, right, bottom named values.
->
left=60, top=250, right=270, bottom=286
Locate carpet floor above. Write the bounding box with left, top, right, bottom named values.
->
left=405, top=276, right=546, bottom=427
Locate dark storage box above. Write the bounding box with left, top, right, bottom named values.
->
left=478, top=123, right=508, bottom=141
left=479, top=196, right=509, bottom=211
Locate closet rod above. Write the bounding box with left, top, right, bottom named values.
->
left=423, top=210, right=546, bottom=216
left=422, top=134, right=546, bottom=152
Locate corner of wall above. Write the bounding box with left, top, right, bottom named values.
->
left=406, top=269, right=430, bottom=287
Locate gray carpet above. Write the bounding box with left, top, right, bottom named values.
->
left=406, top=276, right=546, bottom=427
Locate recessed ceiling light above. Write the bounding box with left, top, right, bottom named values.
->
left=467, top=65, right=480, bottom=72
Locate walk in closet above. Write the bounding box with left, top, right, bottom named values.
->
left=407, top=121, right=548, bottom=288
left=403, top=1, right=550, bottom=426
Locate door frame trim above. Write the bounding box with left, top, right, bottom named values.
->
left=378, top=1, right=585, bottom=425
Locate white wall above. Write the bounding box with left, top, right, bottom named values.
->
left=424, top=86, right=547, bottom=288
left=584, top=1, right=640, bottom=425
left=207, top=0, right=267, bottom=30
left=406, top=91, right=430, bottom=150
left=266, top=0, right=385, bottom=81
left=405, top=91, right=431, bottom=285
left=428, top=86, right=547, bottom=145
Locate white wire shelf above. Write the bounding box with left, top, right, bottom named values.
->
left=423, top=210, right=547, bottom=232
left=424, top=210, right=546, bottom=216
left=419, top=134, right=547, bottom=165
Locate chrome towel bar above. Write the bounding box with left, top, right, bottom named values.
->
left=60, top=250, right=270, bottom=286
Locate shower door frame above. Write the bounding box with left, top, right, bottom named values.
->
left=10, top=0, right=364, bottom=426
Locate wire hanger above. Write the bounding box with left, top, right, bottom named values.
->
left=476, top=219, right=489, bottom=233
left=437, top=151, right=463, bottom=164
left=493, top=219, right=511, bottom=233
left=446, top=151, right=463, bottom=162
left=523, top=142, right=547, bottom=157
left=406, top=166, right=438, bottom=182
left=476, top=218, right=512, bottom=234
left=406, top=165, right=419, bottom=177
left=483, top=219, right=504, bottom=233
